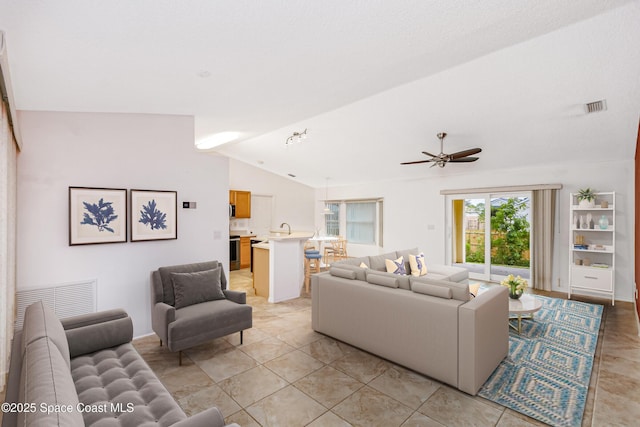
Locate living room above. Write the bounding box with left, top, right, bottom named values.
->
left=1, top=2, right=639, bottom=426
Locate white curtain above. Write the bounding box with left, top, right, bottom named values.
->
left=0, top=101, right=18, bottom=390
left=531, top=189, right=557, bottom=291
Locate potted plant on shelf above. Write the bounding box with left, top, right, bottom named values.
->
left=577, top=188, right=596, bottom=208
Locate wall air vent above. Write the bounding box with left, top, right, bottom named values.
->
left=15, top=280, right=97, bottom=329
left=584, top=99, right=607, bottom=114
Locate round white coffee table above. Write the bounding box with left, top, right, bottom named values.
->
left=508, top=294, right=542, bottom=334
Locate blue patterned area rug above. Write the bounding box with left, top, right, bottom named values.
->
left=478, top=295, right=603, bottom=427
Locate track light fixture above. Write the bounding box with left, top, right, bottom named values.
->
left=285, top=128, right=308, bottom=146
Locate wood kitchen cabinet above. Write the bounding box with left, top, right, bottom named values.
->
left=253, top=246, right=269, bottom=298
left=240, top=236, right=251, bottom=269
left=229, top=190, right=251, bottom=218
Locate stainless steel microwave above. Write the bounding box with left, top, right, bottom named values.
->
left=229, top=204, right=236, bottom=218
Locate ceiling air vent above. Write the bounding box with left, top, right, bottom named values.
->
left=584, top=99, right=607, bottom=114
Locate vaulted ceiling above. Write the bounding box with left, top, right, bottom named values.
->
left=1, top=0, right=639, bottom=187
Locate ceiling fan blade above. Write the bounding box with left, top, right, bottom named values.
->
left=449, top=148, right=482, bottom=160
left=449, top=157, right=479, bottom=163
left=400, top=159, right=433, bottom=165
left=421, top=151, right=438, bottom=158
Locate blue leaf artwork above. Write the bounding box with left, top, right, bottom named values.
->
left=139, top=199, right=167, bottom=230
left=80, top=198, right=118, bottom=233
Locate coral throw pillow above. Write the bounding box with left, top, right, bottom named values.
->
left=409, top=253, right=428, bottom=277
left=385, top=256, right=407, bottom=275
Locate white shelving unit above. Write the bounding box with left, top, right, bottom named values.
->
left=568, top=191, right=615, bottom=305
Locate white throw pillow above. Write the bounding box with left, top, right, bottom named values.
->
left=409, top=253, right=428, bottom=277
left=385, top=256, right=407, bottom=275
left=360, top=262, right=369, bottom=268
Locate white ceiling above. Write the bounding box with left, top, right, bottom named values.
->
left=1, top=0, right=639, bottom=188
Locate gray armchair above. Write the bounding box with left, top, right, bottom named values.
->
left=151, top=261, right=252, bottom=364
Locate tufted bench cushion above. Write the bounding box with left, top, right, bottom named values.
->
left=71, top=343, right=186, bottom=426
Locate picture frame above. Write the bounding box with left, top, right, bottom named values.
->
left=130, top=189, right=177, bottom=242
left=69, top=187, right=128, bottom=245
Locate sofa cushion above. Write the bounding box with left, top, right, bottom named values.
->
left=427, top=264, right=469, bottom=283
left=412, top=282, right=453, bottom=299
left=334, top=256, right=368, bottom=268
left=158, top=261, right=226, bottom=306
left=410, top=277, right=470, bottom=302
left=368, top=251, right=399, bottom=271
left=423, top=273, right=450, bottom=281
left=366, top=270, right=411, bottom=291
left=65, top=316, right=133, bottom=358
left=330, top=267, right=357, bottom=280
left=409, top=253, right=428, bottom=277
left=330, top=264, right=367, bottom=281
left=21, top=301, right=71, bottom=368
left=170, top=300, right=253, bottom=348
left=19, top=337, right=84, bottom=426
left=385, top=256, right=407, bottom=275
left=71, top=343, right=186, bottom=426
left=171, top=267, right=226, bottom=309
left=366, top=272, right=399, bottom=288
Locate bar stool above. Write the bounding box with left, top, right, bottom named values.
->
left=304, top=250, right=322, bottom=293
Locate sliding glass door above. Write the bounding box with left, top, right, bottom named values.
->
left=449, top=192, right=531, bottom=281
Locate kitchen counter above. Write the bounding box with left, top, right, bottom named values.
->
left=256, top=231, right=314, bottom=241
left=252, top=242, right=270, bottom=250
left=251, top=233, right=313, bottom=303
left=230, top=230, right=256, bottom=238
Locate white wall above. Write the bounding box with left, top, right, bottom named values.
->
left=229, top=158, right=315, bottom=233
left=318, top=158, right=634, bottom=302
left=16, top=111, right=230, bottom=336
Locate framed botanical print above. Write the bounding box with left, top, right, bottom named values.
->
left=130, top=189, right=177, bottom=242
left=69, top=187, right=128, bottom=245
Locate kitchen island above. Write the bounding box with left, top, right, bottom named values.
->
left=252, top=232, right=313, bottom=303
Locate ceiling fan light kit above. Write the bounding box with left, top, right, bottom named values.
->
left=401, top=132, right=481, bottom=168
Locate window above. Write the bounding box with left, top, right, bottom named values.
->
left=346, top=201, right=377, bottom=244
left=324, top=202, right=340, bottom=236
left=448, top=192, right=531, bottom=281
left=325, top=199, right=383, bottom=246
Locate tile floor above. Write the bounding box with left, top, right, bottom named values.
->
left=132, top=269, right=640, bottom=427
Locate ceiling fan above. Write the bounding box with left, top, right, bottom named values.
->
left=401, top=132, right=482, bottom=168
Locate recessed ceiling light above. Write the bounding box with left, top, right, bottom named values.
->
left=195, top=132, right=240, bottom=150
left=197, top=70, right=211, bottom=78
left=288, top=173, right=296, bottom=178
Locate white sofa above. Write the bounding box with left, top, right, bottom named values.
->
left=311, top=248, right=509, bottom=395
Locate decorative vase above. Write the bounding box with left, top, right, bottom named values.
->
left=509, top=288, right=522, bottom=299
left=598, top=215, right=609, bottom=230
left=579, top=199, right=595, bottom=208
left=580, top=215, right=588, bottom=229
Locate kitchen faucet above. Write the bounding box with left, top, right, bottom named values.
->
left=280, top=222, right=291, bottom=235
